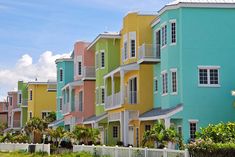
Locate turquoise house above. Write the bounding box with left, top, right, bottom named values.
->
left=50, top=57, right=74, bottom=128
left=139, top=0, right=235, bottom=143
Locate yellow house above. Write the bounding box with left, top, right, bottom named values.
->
left=27, top=81, right=57, bottom=120
left=104, top=12, right=157, bottom=146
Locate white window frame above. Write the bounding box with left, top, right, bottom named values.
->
left=170, top=19, right=176, bottom=45
left=170, top=68, right=178, bottom=95
left=154, top=77, right=158, bottom=94
left=161, top=70, right=168, bottom=96
left=18, top=91, right=22, bottom=104
left=198, top=66, right=220, bottom=87
left=123, top=34, right=128, bottom=61
left=161, top=23, right=167, bottom=48
left=100, top=50, right=105, bottom=69
left=78, top=61, right=82, bottom=76
left=189, top=119, right=198, bottom=140
left=128, top=76, right=138, bottom=104
left=129, top=32, right=136, bottom=58
left=112, top=126, right=118, bottom=138
left=59, top=97, right=62, bottom=111
left=9, top=96, right=13, bottom=106
left=59, top=68, right=63, bottom=82
left=29, top=89, right=33, bottom=101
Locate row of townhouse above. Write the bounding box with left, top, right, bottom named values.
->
left=49, top=0, right=235, bottom=147
left=2, top=81, right=57, bottom=132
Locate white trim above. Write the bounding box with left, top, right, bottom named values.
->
left=188, top=119, right=199, bottom=123
left=139, top=105, right=183, bottom=121
left=169, top=19, right=176, bottom=23
left=198, top=65, right=220, bottom=87
left=170, top=20, right=177, bottom=45
left=151, top=18, right=160, bottom=27
left=198, top=65, right=221, bottom=69
left=160, top=21, right=167, bottom=27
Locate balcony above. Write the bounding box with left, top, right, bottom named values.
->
left=82, top=66, right=95, bottom=80
left=21, top=99, right=28, bottom=107
left=127, top=91, right=137, bottom=104
left=47, top=83, right=57, bottom=92
left=138, top=44, right=160, bottom=64
left=121, top=48, right=127, bottom=64
left=0, top=104, right=8, bottom=113
left=105, top=92, right=121, bottom=110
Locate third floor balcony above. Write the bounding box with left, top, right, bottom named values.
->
left=82, top=66, right=95, bottom=80
left=138, top=44, right=161, bottom=64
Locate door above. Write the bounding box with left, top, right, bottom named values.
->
left=99, top=128, right=104, bottom=144
left=156, top=30, right=161, bottom=59
left=129, top=77, right=137, bottom=104
left=128, top=126, right=134, bottom=146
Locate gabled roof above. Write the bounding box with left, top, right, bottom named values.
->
left=83, top=113, right=107, bottom=124
left=87, top=32, right=120, bottom=50
left=167, top=0, right=235, bottom=5
left=139, top=104, right=183, bottom=121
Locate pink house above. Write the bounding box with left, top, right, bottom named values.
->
left=7, top=91, right=21, bottom=130
left=62, top=41, right=95, bottom=130
left=0, top=101, right=8, bottom=126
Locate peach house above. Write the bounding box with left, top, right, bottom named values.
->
left=62, top=41, right=95, bottom=131
left=0, top=101, right=8, bottom=126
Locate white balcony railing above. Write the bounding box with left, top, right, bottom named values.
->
left=82, top=66, right=95, bottom=78
left=121, top=48, right=127, bottom=64
left=138, top=44, right=160, bottom=63
left=47, top=84, right=57, bottom=92
left=22, top=99, right=28, bottom=107
left=105, top=92, right=121, bottom=110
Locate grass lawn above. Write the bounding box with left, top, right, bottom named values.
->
left=0, top=151, right=94, bottom=157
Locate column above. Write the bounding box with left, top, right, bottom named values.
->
left=123, top=110, right=129, bottom=146
left=165, top=117, right=170, bottom=129
left=120, top=70, right=125, bottom=104
left=69, top=86, right=72, bottom=112
left=11, top=111, right=14, bottom=128
left=120, top=111, right=124, bottom=143
left=111, top=75, right=115, bottom=106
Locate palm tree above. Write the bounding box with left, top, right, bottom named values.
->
left=142, top=121, right=180, bottom=148
left=24, top=117, right=47, bottom=143
left=46, top=126, right=67, bottom=147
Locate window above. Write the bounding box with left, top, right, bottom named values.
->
left=171, top=22, right=176, bottom=44
left=145, top=125, right=151, bottom=131
left=67, top=90, right=69, bottom=103
left=29, top=90, right=33, bottom=101
left=198, top=66, right=220, bottom=86
left=9, top=97, right=12, bottom=106
left=124, top=42, right=128, bottom=60
left=101, top=51, right=105, bottom=68
left=113, top=126, right=118, bottom=138
left=162, top=72, right=168, bottom=95
left=156, top=30, right=161, bottom=58
left=79, top=91, right=83, bottom=112
left=42, top=112, right=50, bottom=119
left=171, top=70, right=177, bottom=93
left=101, top=88, right=105, bottom=104
left=130, top=40, right=136, bottom=57
left=18, top=93, right=22, bottom=104
left=29, top=112, right=32, bottom=119
left=190, top=122, right=197, bottom=140
left=161, top=25, right=167, bottom=47
left=59, top=98, right=62, bottom=111
left=78, top=61, right=82, bottom=75
left=129, top=77, right=137, bottom=104
left=59, top=69, right=63, bottom=82
left=154, top=78, right=158, bottom=93
left=178, top=126, right=182, bottom=136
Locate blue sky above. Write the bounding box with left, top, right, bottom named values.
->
left=0, top=0, right=171, bottom=100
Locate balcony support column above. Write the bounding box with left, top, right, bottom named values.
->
left=69, top=86, right=72, bottom=112
left=120, top=70, right=125, bottom=104
left=111, top=75, right=115, bottom=106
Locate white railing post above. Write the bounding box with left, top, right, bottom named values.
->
left=48, top=144, right=50, bottom=156
left=145, top=147, right=148, bottom=157
left=185, top=149, right=189, bottom=157
left=115, top=145, right=118, bottom=157
left=102, top=145, right=105, bottom=156
left=163, top=147, right=167, bottom=157
left=82, top=144, right=84, bottom=152
left=128, top=146, right=132, bottom=157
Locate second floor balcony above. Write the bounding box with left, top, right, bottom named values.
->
left=82, top=66, right=95, bottom=80
left=138, top=44, right=161, bottom=64
left=62, top=102, right=70, bottom=115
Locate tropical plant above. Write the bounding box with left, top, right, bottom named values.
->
left=196, top=122, right=235, bottom=143
left=142, top=121, right=181, bottom=148
left=71, top=126, right=100, bottom=145
left=0, top=122, right=7, bottom=135
left=24, top=117, right=47, bottom=143
left=11, top=133, right=29, bottom=143
left=44, top=112, right=56, bottom=124
left=46, top=126, right=67, bottom=147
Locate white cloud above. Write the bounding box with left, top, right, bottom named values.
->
left=0, top=51, right=70, bottom=101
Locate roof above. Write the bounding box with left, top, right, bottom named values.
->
left=167, top=0, right=235, bottom=5
left=87, top=32, right=121, bottom=50
left=139, top=104, right=183, bottom=121
left=28, top=81, right=57, bottom=85
left=48, top=118, right=64, bottom=128
left=83, top=113, right=107, bottom=124
left=55, top=57, right=73, bottom=63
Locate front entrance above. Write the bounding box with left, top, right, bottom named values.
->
left=99, top=127, right=104, bottom=144
left=128, top=126, right=134, bottom=146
